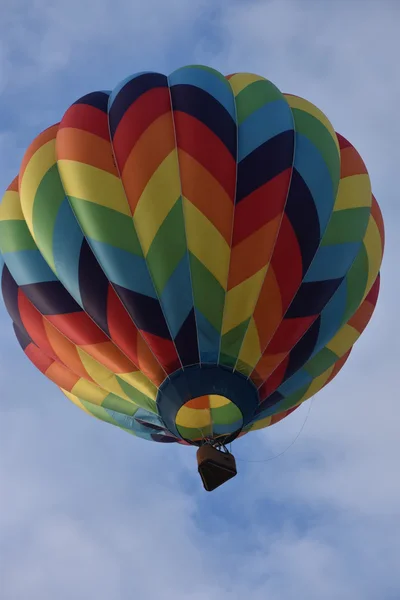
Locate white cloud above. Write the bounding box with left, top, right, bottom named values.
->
left=0, top=0, right=209, bottom=88
left=211, top=0, right=400, bottom=187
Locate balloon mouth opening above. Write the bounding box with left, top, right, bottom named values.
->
left=175, top=394, right=244, bottom=444
left=156, top=364, right=260, bottom=445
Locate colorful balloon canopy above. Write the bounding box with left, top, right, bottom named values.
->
left=0, top=66, right=384, bottom=448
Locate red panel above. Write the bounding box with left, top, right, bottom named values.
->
left=112, top=87, right=172, bottom=171
left=25, top=343, right=53, bottom=374
left=140, top=331, right=181, bottom=374
left=59, top=104, right=109, bottom=140
left=173, top=111, right=236, bottom=200
left=232, top=169, right=291, bottom=246
left=18, top=291, right=56, bottom=360
left=46, top=312, right=108, bottom=346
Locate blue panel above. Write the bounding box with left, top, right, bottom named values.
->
left=213, top=419, right=244, bottom=436
left=195, top=308, right=220, bottom=363
left=89, top=240, right=156, bottom=298
left=3, top=249, right=57, bottom=286
left=169, top=66, right=236, bottom=120
left=277, top=368, right=313, bottom=398
left=160, top=256, right=193, bottom=339
left=253, top=398, right=291, bottom=420
left=134, top=409, right=166, bottom=429
left=52, top=197, right=83, bottom=304
left=294, top=134, right=335, bottom=233
left=109, top=410, right=156, bottom=440
left=304, top=242, right=361, bottom=282
left=314, top=279, right=347, bottom=353
left=238, top=100, right=293, bottom=161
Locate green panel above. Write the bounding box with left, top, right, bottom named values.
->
left=210, top=403, right=242, bottom=425
left=189, top=252, right=225, bottom=332
left=218, top=353, right=236, bottom=368
left=116, top=376, right=157, bottom=414
left=305, top=347, right=338, bottom=378
left=177, top=423, right=212, bottom=440
left=234, top=79, right=285, bottom=124
left=322, top=207, right=371, bottom=246
left=68, top=197, right=143, bottom=255
left=0, top=220, right=36, bottom=253
left=220, top=318, right=251, bottom=362
left=101, top=393, right=138, bottom=416
left=32, top=165, right=65, bottom=270
left=81, top=400, right=120, bottom=426
left=234, top=357, right=254, bottom=377
left=291, top=108, right=340, bottom=193
left=80, top=399, right=149, bottom=440
left=342, top=245, right=369, bottom=325
left=145, top=197, right=187, bottom=295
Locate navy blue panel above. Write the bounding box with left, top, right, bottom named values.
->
left=286, top=278, right=343, bottom=318
left=135, top=419, right=166, bottom=432
left=284, top=317, right=321, bottom=380
left=255, top=390, right=284, bottom=414
left=285, top=169, right=321, bottom=275
left=157, top=364, right=259, bottom=441
left=13, top=322, right=32, bottom=351
left=21, top=281, right=81, bottom=316
left=1, top=265, right=23, bottom=329
left=73, top=91, right=110, bottom=112
left=236, top=130, right=294, bottom=202
left=151, top=434, right=177, bottom=443
left=109, top=73, right=168, bottom=138
left=113, top=285, right=172, bottom=339
left=173, top=307, right=199, bottom=366
left=170, top=84, right=237, bottom=158
left=78, top=239, right=110, bottom=336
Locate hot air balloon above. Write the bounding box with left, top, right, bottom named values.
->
left=0, top=66, right=384, bottom=491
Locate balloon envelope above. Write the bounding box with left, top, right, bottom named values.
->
left=0, top=66, right=384, bottom=447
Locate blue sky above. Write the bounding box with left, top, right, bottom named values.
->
left=1, top=0, right=399, bottom=598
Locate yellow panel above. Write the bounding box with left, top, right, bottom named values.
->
left=71, top=378, right=108, bottom=406
left=334, top=174, right=371, bottom=210
left=175, top=406, right=211, bottom=428
left=117, top=371, right=158, bottom=400
left=364, top=219, right=383, bottom=296
left=327, top=324, right=359, bottom=357
left=237, top=317, right=261, bottom=370
left=0, top=190, right=23, bottom=221
left=228, top=73, right=266, bottom=96
left=209, top=395, right=231, bottom=409
left=19, top=140, right=56, bottom=233
left=134, top=151, right=181, bottom=255
left=61, top=388, right=94, bottom=416
left=183, top=197, right=230, bottom=287
left=284, top=94, right=340, bottom=154
left=301, top=366, right=334, bottom=401
left=57, top=160, right=131, bottom=216
left=77, top=348, right=132, bottom=401
left=247, top=415, right=272, bottom=432
left=222, top=267, right=267, bottom=334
